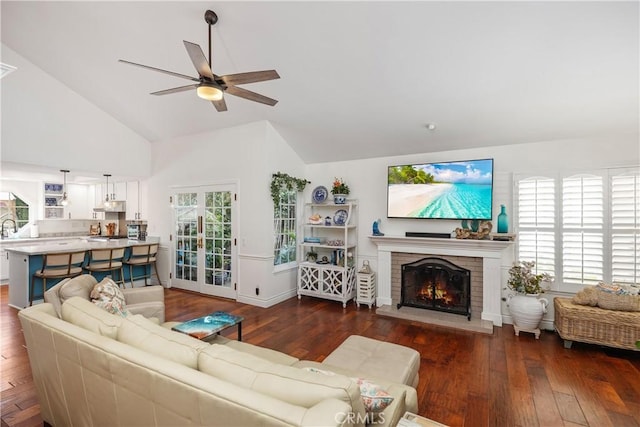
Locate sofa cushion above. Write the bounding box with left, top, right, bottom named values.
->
left=572, top=286, right=599, bottom=306
left=90, top=277, right=129, bottom=317
left=572, top=284, right=640, bottom=312
left=597, top=291, right=640, bottom=312
left=61, top=296, right=124, bottom=339
left=45, top=275, right=98, bottom=317
left=303, top=367, right=394, bottom=414
left=322, top=335, right=420, bottom=388
left=294, top=359, right=418, bottom=416
left=117, top=314, right=209, bottom=369
left=206, top=334, right=299, bottom=366
left=198, top=344, right=366, bottom=416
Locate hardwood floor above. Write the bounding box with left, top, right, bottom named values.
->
left=2, top=284, right=639, bottom=427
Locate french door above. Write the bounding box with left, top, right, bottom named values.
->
left=172, top=184, right=237, bottom=299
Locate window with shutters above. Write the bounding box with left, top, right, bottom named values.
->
left=273, top=190, right=298, bottom=269
left=516, top=167, right=639, bottom=293
left=611, top=173, right=640, bottom=283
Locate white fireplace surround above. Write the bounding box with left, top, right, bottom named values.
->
left=369, top=235, right=514, bottom=326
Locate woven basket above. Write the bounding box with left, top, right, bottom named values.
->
left=554, top=297, right=640, bottom=351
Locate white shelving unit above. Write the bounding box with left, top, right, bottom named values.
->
left=297, top=201, right=357, bottom=308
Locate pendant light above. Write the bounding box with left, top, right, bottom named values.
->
left=103, top=174, right=111, bottom=208
left=60, top=169, right=70, bottom=206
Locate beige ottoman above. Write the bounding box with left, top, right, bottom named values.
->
left=322, top=335, right=420, bottom=388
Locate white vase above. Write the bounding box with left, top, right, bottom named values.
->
left=507, top=293, right=548, bottom=330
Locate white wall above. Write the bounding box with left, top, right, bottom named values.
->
left=305, top=135, right=638, bottom=325
left=0, top=45, right=151, bottom=177
left=147, top=120, right=306, bottom=306
left=305, top=136, right=639, bottom=270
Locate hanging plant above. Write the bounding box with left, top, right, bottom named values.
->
left=270, top=172, right=310, bottom=205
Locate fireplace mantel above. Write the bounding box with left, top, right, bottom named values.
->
left=369, top=235, right=514, bottom=326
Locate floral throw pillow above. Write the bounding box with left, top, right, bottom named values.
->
left=350, top=377, right=394, bottom=414
left=302, top=367, right=394, bottom=414
left=90, top=277, right=129, bottom=317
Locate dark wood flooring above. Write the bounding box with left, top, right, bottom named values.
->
left=2, top=284, right=639, bottom=427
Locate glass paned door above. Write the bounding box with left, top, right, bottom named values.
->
left=174, top=192, right=198, bottom=286
left=203, top=189, right=235, bottom=298
left=172, top=185, right=236, bottom=299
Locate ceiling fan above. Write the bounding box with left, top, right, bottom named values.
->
left=119, top=10, right=279, bottom=112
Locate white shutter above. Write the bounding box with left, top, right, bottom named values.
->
left=562, top=232, right=604, bottom=285
left=562, top=175, right=603, bottom=285
left=611, top=173, right=640, bottom=283
left=517, top=178, right=555, bottom=274
left=518, top=179, right=555, bottom=228
left=562, top=176, right=603, bottom=229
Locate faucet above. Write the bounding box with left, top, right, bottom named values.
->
left=1, top=219, right=17, bottom=239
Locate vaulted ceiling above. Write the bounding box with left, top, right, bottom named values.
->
left=2, top=1, right=638, bottom=164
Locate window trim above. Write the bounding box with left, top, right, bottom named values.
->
left=273, top=189, right=299, bottom=271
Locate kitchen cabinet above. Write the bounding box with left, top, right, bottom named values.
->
left=44, top=182, right=92, bottom=220
left=91, top=184, right=105, bottom=220
left=95, top=181, right=126, bottom=205
left=0, top=249, right=9, bottom=282
left=64, top=183, right=90, bottom=219
left=126, top=181, right=140, bottom=220
left=113, top=182, right=127, bottom=201
left=126, top=180, right=147, bottom=220
left=8, top=251, right=29, bottom=308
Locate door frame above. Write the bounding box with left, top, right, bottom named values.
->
left=170, top=183, right=238, bottom=300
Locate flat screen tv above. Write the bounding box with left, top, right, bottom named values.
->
left=387, top=158, right=494, bottom=220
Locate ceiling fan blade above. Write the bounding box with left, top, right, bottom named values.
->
left=212, top=98, right=228, bottom=112
left=221, top=70, right=280, bottom=86
left=150, top=84, right=199, bottom=96
left=183, top=41, right=215, bottom=80
left=119, top=59, right=199, bottom=82
left=225, top=86, right=278, bottom=106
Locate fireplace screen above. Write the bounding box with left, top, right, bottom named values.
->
left=399, top=257, right=471, bottom=320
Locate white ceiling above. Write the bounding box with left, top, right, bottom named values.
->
left=1, top=1, right=638, bottom=165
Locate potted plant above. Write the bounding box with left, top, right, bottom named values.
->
left=331, top=178, right=350, bottom=204
left=505, top=260, right=553, bottom=336
left=306, top=249, right=318, bottom=263
left=507, top=260, right=552, bottom=295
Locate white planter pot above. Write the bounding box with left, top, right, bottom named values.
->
left=333, top=194, right=347, bottom=204
left=507, top=293, right=548, bottom=330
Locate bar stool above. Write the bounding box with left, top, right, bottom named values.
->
left=123, top=243, right=161, bottom=287
left=30, top=250, right=86, bottom=306
left=84, top=247, right=126, bottom=287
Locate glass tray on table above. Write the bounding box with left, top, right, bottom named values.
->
left=172, top=311, right=244, bottom=341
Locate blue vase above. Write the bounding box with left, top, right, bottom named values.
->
left=333, top=194, right=347, bottom=204
left=497, top=205, right=508, bottom=233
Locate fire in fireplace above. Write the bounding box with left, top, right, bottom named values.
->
left=399, top=257, right=471, bottom=320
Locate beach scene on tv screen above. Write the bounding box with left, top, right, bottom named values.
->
left=387, top=159, right=493, bottom=219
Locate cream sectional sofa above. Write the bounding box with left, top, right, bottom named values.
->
left=19, top=291, right=419, bottom=426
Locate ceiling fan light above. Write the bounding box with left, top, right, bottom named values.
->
left=197, top=85, right=223, bottom=101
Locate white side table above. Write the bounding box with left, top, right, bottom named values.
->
left=356, top=272, right=376, bottom=309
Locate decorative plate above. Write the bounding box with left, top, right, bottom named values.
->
left=333, top=209, right=348, bottom=226
left=312, top=186, right=329, bottom=203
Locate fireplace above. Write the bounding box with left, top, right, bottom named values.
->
left=399, top=257, right=471, bottom=320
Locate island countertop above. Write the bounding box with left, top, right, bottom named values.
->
left=3, top=237, right=161, bottom=256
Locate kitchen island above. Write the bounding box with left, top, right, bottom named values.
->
left=4, top=237, right=161, bottom=309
